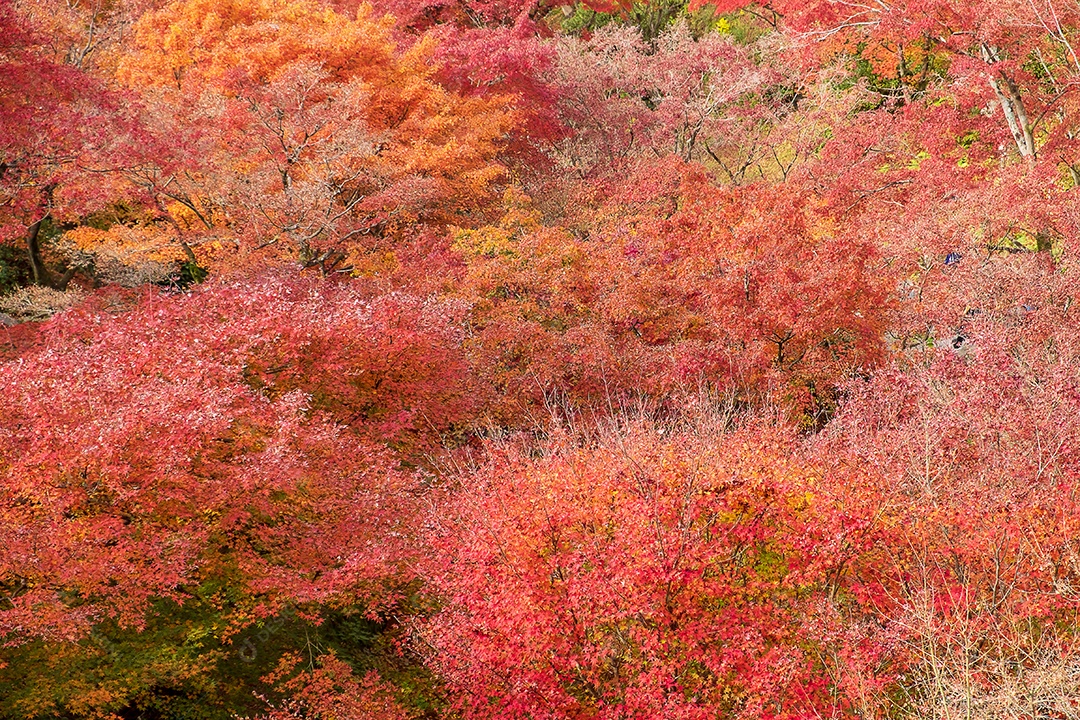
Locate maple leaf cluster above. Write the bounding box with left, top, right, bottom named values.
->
left=5, top=0, right=1080, bottom=718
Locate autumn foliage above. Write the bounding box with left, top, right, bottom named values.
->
left=420, top=420, right=896, bottom=719
left=6, top=0, right=1080, bottom=718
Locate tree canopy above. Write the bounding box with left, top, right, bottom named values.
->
left=4, top=1, right=1080, bottom=718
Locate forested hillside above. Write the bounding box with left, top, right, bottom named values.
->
left=3, top=1, right=1080, bottom=717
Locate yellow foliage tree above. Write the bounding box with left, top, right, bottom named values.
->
left=118, top=0, right=517, bottom=268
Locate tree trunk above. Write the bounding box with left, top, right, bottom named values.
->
left=982, top=45, right=1037, bottom=162
left=26, top=217, right=51, bottom=287
left=26, top=216, right=75, bottom=290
